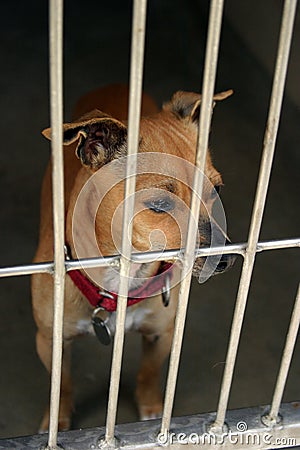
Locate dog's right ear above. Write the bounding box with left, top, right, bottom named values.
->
left=164, top=90, right=233, bottom=123
left=42, top=110, right=127, bottom=170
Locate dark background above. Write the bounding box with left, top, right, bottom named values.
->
left=0, top=0, right=299, bottom=438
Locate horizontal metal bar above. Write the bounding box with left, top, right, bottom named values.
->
left=1, top=402, right=299, bottom=449
left=0, top=238, right=299, bottom=279
left=0, top=261, right=54, bottom=277
left=255, top=238, right=300, bottom=253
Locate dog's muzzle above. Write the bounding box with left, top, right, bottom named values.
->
left=193, top=219, right=237, bottom=282
left=213, top=239, right=236, bottom=274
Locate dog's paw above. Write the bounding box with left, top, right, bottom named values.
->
left=139, top=404, right=162, bottom=421
left=38, top=409, right=71, bottom=433
left=38, top=410, right=50, bottom=434
left=141, top=412, right=162, bottom=421
left=58, top=416, right=72, bottom=432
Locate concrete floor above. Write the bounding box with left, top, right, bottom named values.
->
left=0, top=0, right=299, bottom=440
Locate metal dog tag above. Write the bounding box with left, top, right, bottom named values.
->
left=92, top=308, right=111, bottom=345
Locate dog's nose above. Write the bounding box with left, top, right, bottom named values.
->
left=215, top=253, right=236, bottom=273
left=214, top=239, right=236, bottom=273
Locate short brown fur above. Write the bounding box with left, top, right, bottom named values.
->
left=32, top=83, right=234, bottom=431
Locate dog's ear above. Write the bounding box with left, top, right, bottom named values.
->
left=164, top=89, right=233, bottom=122
left=42, top=110, right=127, bottom=170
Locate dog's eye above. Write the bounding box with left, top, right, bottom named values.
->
left=144, top=197, right=174, bottom=213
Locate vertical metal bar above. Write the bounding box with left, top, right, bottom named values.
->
left=266, top=284, right=300, bottom=424
left=160, top=0, right=225, bottom=434
left=47, top=0, right=65, bottom=448
left=104, top=0, right=147, bottom=444
left=212, top=0, right=298, bottom=432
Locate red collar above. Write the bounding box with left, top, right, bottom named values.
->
left=68, top=261, right=173, bottom=312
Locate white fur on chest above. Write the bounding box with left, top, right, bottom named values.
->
left=108, top=305, right=151, bottom=334
left=76, top=305, right=151, bottom=337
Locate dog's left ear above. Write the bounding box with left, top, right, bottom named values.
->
left=42, top=110, right=127, bottom=170
left=164, top=89, right=233, bottom=122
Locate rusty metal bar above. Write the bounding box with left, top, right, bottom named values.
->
left=1, top=402, right=300, bottom=449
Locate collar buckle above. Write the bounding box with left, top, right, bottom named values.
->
left=98, top=290, right=115, bottom=300
left=64, top=244, right=71, bottom=261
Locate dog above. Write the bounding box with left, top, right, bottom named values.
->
left=32, top=83, right=235, bottom=432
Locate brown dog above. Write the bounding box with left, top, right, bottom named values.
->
left=32, top=84, right=234, bottom=432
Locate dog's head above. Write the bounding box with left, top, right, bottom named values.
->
left=43, top=90, right=236, bottom=284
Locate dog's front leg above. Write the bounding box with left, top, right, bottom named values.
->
left=36, top=331, right=73, bottom=432
left=136, top=327, right=173, bottom=420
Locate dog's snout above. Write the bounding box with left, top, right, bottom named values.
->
left=214, top=238, right=237, bottom=273
left=196, top=223, right=237, bottom=275
left=214, top=237, right=236, bottom=273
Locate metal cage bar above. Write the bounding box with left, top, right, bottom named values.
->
left=47, top=0, right=65, bottom=448
left=104, top=0, right=148, bottom=444
left=264, top=284, right=300, bottom=426
left=161, top=0, right=225, bottom=434
left=212, top=0, right=298, bottom=432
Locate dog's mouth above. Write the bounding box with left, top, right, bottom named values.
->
left=102, top=244, right=236, bottom=293
left=102, top=261, right=161, bottom=295
left=129, top=262, right=161, bottom=291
